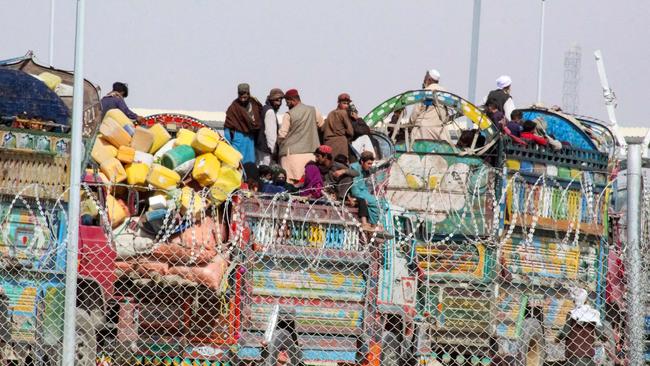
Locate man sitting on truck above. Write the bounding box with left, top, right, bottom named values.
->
left=298, top=146, right=328, bottom=200
left=321, top=153, right=360, bottom=202
left=100, top=82, right=144, bottom=122
left=350, top=151, right=381, bottom=230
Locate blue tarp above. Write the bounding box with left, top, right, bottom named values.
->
left=0, top=69, right=69, bottom=125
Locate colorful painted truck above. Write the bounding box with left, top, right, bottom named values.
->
left=236, top=136, right=418, bottom=366
left=84, top=115, right=420, bottom=366
left=85, top=114, right=242, bottom=366
left=364, top=90, right=616, bottom=365
left=0, top=53, right=108, bottom=365
left=105, top=127, right=415, bottom=366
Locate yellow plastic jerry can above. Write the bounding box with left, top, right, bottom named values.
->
left=99, top=116, right=132, bottom=148
left=105, top=194, right=129, bottom=228
left=192, top=127, right=221, bottom=154
left=147, top=123, right=172, bottom=154
left=192, top=153, right=221, bottom=187
left=117, top=145, right=135, bottom=164
left=210, top=164, right=242, bottom=203
left=179, top=186, right=205, bottom=217
left=104, top=109, right=134, bottom=135
left=37, top=72, right=62, bottom=90
left=175, top=128, right=196, bottom=147
left=214, top=140, right=243, bottom=167
left=91, top=137, right=117, bottom=164
left=130, top=126, right=155, bottom=152
left=147, top=164, right=181, bottom=190
left=100, top=157, right=127, bottom=183
left=125, top=163, right=150, bottom=186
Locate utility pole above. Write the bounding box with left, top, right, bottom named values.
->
left=61, top=0, right=85, bottom=364
left=624, top=140, right=646, bottom=366
left=536, top=0, right=546, bottom=103
left=467, top=0, right=481, bottom=105
left=49, top=0, right=55, bottom=66
left=467, top=0, right=481, bottom=129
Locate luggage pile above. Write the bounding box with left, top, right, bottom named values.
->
left=87, top=110, right=243, bottom=291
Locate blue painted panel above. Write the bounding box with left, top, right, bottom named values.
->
left=238, top=347, right=357, bottom=362
left=522, top=111, right=596, bottom=150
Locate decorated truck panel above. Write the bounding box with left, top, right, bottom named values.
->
left=0, top=53, right=104, bottom=364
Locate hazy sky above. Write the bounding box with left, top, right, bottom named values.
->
left=3, top=1, right=649, bottom=126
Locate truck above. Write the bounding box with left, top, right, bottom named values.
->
left=97, top=124, right=417, bottom=366
left=234, top=129, right=422, bottom=366
left=0, top=52, right=109, bottom=365
left=363, top=89, right=617, bottom=365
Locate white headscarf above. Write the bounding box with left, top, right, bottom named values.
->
left=569, top=287, right=601, bottom=326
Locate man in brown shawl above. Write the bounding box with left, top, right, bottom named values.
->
left=323, top=93, right=354, bottom=160
left=224, top=83, right=263, bottom=165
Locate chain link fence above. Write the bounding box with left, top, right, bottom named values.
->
left=1, top=155, right=649, bottom=366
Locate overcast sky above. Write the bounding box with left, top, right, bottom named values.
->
left=3, top=1, right=649, bottom=126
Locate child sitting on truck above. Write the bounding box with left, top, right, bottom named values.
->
left=520, top=120, right=548, bottom=146
left=350, top=151, right=381, bottom=230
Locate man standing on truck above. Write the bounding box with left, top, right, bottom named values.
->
left=225, top=83, right=264, bottom=165
left=278, top=89, right=324, bottom=183
left=257, top=88, right=284, bottom=165
left=485, top=75, right=515, bottom=121
left=323, top=93, right=354, bottom=160
left=100, top=82, right=144, bottom=122
left=410, top=69, right=452, bottom=145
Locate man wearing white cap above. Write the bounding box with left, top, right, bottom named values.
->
left=409, top=69, right=452, bottom=144
left=485, top=75, right=515, bottom=121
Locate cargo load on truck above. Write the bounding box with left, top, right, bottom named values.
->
left=85, top=112, right=243, bottom=292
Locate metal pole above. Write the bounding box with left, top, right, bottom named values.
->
left=625, top=142, right=645, bottom=366
left=61, top=0, right=85, bottom=364
left=536, top=0, right=546, bottom=103
left=49, top=0, right=55, bottom=66
left=467, top=0, right=481, bottom=105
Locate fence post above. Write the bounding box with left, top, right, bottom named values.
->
left=625, top=142, right=645, bottom=366
left=61, top=0, right=86, bottom=364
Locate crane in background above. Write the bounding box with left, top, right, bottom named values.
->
left=594, top=49, right=629, bottom=157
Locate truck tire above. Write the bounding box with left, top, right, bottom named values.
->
left=380, top=330, right=401, bottom=366
left=515, top=318, right=545, bottom=366
left=75, top=309, right=97, bottom=366
left=265, top=329, right=302, bottom=366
